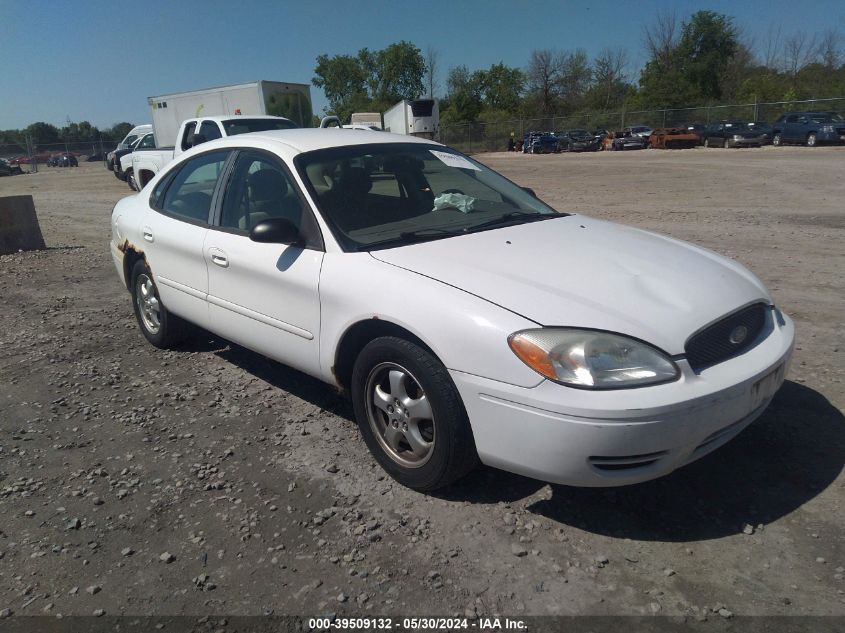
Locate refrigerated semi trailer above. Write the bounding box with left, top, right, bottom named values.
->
left=382, top=99, right=439, bottom=139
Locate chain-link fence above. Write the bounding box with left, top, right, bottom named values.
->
left=1, top=138, right=119, bottom=172
left=441, top=96, right=845, bottom=154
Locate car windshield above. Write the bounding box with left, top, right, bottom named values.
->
left=222, top=118, right=297, bottom=135
left=296, top=143, right=563, bottom=252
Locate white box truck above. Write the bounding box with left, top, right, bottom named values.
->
left=383, top=99, right=439, bottom=139
left=147, top=80, right=312, bottom=147
left=127, top=81, right=310, bottom=190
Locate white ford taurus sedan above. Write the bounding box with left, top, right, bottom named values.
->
left=110, top=129, right=794, bottom=491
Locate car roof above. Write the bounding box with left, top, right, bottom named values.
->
left=201, top=115, right=293, bottom=122
left=214, top=128, right=441, bottom=154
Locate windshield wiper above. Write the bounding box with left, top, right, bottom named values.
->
left=468, top=211, right=558, bottom=232
left=358, top=227, right=466, bottom=251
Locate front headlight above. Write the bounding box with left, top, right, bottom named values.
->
left=508, top=329, right=679, bottom=389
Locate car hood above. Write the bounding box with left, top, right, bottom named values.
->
left=370, top=216, right=772, bottom=355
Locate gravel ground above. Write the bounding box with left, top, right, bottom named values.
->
left=0, top=147, right=843, bottom=622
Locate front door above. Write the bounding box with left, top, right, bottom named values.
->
left=204, top=150, right=324, bottom=376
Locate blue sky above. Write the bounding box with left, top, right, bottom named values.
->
left=1, top=0, right=843, bottom=130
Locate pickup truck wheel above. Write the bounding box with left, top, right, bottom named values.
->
left=351, top=336, right=478, bottom=491
left=130, top=260, right=188, bottom=349
left=807, top=133, right=817, bottom=147
left=773, top=133, right=782, bottom=146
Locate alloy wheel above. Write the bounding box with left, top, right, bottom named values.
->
left=365, top=362, right=435, bottom=468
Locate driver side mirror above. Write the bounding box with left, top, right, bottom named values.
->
left=249, top=218, right=301, bottom=245
left=521, top=187, right=537, bottom=198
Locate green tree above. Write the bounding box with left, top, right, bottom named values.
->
left=107, top=122, right=135, bottom=142
left=24, top=122, right=60, bottom=145
left=441, top=65, right=482, bottom=123
left=312, top=53, right=369, bottom=121
left=312, top=42, right=426, bottom=121
left=676, top=11, right=739, bottom=100
left=477, top=63, right=524, bottom=113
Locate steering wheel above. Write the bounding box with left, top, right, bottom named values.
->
left=440, top=188, right=465, bottom=195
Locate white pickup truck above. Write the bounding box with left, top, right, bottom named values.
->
left=126, top=115, right=296, bottom=190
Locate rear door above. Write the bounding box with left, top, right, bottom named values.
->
left=141, top=150, right=231, bottom=328
left=204, top=149, right=324, bottom=375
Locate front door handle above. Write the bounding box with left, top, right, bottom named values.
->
left=142, top=226, right=154, bottom=242
left=208, top=247, right=228, bottom=268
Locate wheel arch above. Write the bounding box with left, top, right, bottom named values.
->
left=333, top=318, right=438, bottom=392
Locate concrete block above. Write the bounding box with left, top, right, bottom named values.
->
left=0, top=195, right=46, bottom=255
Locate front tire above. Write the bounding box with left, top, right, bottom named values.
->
left=773, top=133, right=782, bottom=146
left=723, top=137, right=731, bottom=149
left=130, top=260, right=187, bottom=349
left=807, top=133, right=817, bottom=147
left=351, top=337, right=478, bottom=491
left=703, top=137, right=710, bottom=148
left=127, top=169, right=138, bottom=191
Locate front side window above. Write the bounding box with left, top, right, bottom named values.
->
left=137, top=134, right=155, bottom=149
left=296, top=143, right=561, bottom=251
left=220, top=152, right=303, bottom=230
left=161, top=151, right=229, bottom=223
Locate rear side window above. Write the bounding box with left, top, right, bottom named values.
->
left=161, top=151, right=229, bottom=224
left=200, top=121, right=223, bottom=141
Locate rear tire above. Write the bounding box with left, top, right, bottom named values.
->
left=723, top=137, right=731, bottom=149
left=703, top=137, right=710, bottom=148
left=130, top=260, right=189, bottom=349
left=126, top=169, right=138, bottom=191
left=351, top=336, right=478, bottom=491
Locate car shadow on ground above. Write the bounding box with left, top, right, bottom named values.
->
left=200, top=337, right=353, bottom=420
left=441, top=381, right=845, bottom=541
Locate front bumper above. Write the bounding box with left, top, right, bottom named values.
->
left=451, top=311, right=794, bottom=487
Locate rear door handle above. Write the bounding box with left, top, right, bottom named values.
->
left=208, top=247, right=228, bottom=268
left=142, top=226, right=154, bottom=242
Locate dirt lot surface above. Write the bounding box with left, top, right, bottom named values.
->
left=0, top=148, right=843, bottom=624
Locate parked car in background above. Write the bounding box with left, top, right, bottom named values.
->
left=523, top=131, right=559, bottom=154
left=561, top=129, right=602, bottom=152
left=624, top=125, right=653, bottom=143
left=746, top=121, right=774, bottom=145
left=702, top=121, right=765, bottom=148
left=107, top=124, right=152, bottom=171
left=771, top=112, right=845, bottom=146
left=684, top=123, right=706, bottom=145
left=115, top=133, right=156, bottom=182
left=0, top=158, right=24, bottom=176
left=47, top=153, right=79, bottom=167
left=110, top=129, right=793, bottom=491
left=648, top=127, right=699, bottom=149
left=129, top=115, right=297, bottom=189
left=606, top=131, right=648, bottom=151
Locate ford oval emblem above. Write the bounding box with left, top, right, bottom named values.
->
left=729, top=325, right=748, bottom=345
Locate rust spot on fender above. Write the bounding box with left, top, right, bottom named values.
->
left=117, top=239, right=143, bottom=256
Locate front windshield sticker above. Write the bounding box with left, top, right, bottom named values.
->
left=429, top=150, right=481, bottom=171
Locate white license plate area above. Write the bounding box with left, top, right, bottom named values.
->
left=750, top=364, right=785, bottom=411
